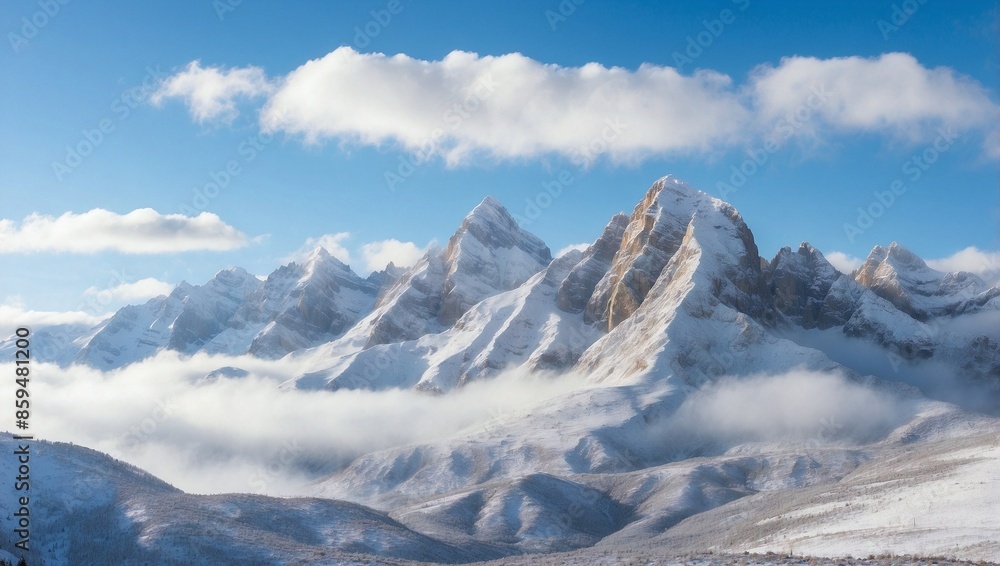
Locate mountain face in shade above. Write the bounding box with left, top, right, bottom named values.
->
left=316, top=196, right=552, bottom=352
left=243, top=248, right=379, bottom=358
left=75, top=267, right=263, bottom=370
left=557, top=212, right=629, bottom=315
left=438, top=195, right=553, bottom=325
left=50, top=250, right=384, bottom=368
left=765, top=242, right=841, bottom=329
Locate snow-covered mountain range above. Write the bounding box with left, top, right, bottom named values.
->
left=19, top=176, right=1000, bottom=394
left=3, top=176, right=999, bottom=564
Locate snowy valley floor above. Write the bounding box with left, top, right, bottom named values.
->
left=424, top=431, right=1000, bottom=565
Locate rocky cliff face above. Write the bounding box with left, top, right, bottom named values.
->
left=573, top=176, right=804, bottom=386
left=246, top=248, right=379, bottom=358
left=557, top=213, right=628, bottom=314
left=759, top=241, right=998, bottom=390
left=76, top=267, right=262, bottom=369
left=583, top=177, right=769, bottom=331
left=584, top=179, right=698, bottom=330
left=68, top=250, right=385, bottom=366
left=363, top=248, right=449, bottom=347
left=766, top=243, right=842, bottom=329
left=439, top=196, right=552, bottom=325
left=853, top=242, right=990, bottom=320
left=360, top=197, right=552, bottom=348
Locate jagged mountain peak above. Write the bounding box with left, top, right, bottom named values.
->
left=653, top=174, right=707, bottom=199
left=584, top=174, right=764, bottom=330
left=796, top=241, right=821, bottom=255
left=345, top=196, right=554, bottom=349
left=767, top=241, right=841, bottom=329
left=165, top=266, right=260, bottom=304
left=854, top=242, right=990, bottom=319
left=861, top=241, right=927, bottom=272
left=464, top=195, right=513, bottom=228
left=771, top=242, right=837, bottom=272
left=303, top=245, right=333, bottom=262
left=298, top=246, right=358, bottom=274
left=438, top=197, right=552, bottom=326
left=367, top=260, right=406, bottom=292
left=476, top=194, right=504, bottom=210
left=214, top=265, right=257, bottom=279
left=558, top=212, right=630, bottom=314
left=452, top=196, right=551, bottom=261
left=302, top=247, right=354, bottom=278
left=649, top=175, right=749, bottom=223
left=171, top=280, right=196, bottom=295
left=200, top=266, right=264, bottom=300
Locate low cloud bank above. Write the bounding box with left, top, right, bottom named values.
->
left=5, top=352, right=584, bottom=495
left=651, top=369, right=918, bottom=454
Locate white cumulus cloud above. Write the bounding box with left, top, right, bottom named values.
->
left=258, top=48, right=750, bottom=165
left=156, top=49, right=1000, bottom=163
left=0, top=209, right=251, bottom=254
left=927, top=246, right=1000, bottom=286
left=286, top=232, right=353, bottom=266
left=0, top=297, right=110, bottom=337
left=152, top=60, right=273, bottom=123
left=749, top=53, right=1000, bottom=145
left=360, top=239, right=427, bottom=273
left=825, top=251, right=863, bottom=275
left=555, top=243, right=589, bottom=257
left=84, top=277, right=175, bottom=303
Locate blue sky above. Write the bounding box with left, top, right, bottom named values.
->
left=1, top=0, right=998, bottom=324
